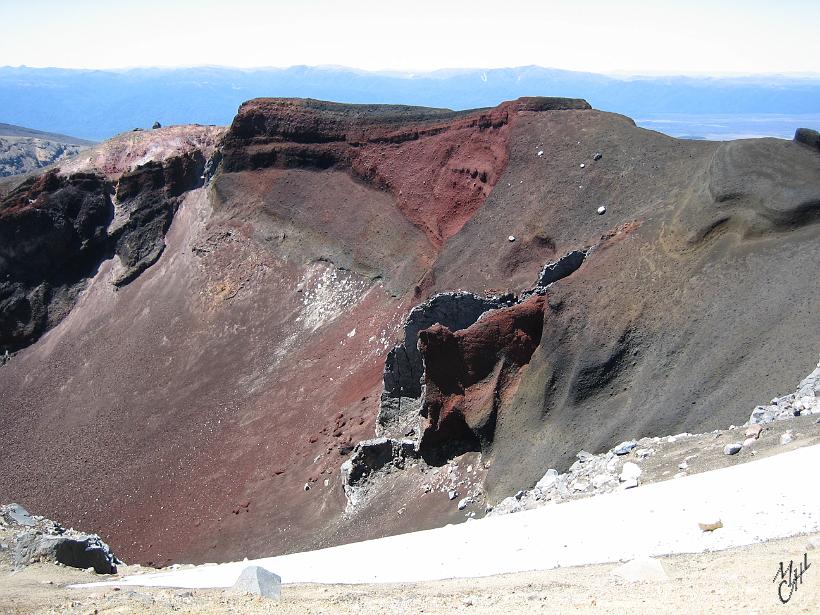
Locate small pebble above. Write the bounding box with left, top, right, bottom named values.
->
left=699, top=519, right=723, bottom=532
left=723, top=442, right=742, bottom=455
left=745, top=424, right=763, bottom=439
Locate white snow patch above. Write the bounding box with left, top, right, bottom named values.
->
left=79, top=444, right=820, bottom=588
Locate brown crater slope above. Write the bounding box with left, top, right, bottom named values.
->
left=0, top=98, right=818, bottom=567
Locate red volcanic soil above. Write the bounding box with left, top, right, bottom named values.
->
left=1, top=98, right=819, bottom=568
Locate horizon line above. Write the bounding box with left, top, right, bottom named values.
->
left=3, top=63, right=820, bottom=82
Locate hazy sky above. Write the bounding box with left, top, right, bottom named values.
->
left=2, top=0, right=819, bottom=75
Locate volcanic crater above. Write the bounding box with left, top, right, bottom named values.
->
left=0, top=96, right=818, bottom=566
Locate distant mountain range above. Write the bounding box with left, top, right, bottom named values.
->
left=1, top=65, right=819, bottom=141
left=0, top=122, right=94, bottom=177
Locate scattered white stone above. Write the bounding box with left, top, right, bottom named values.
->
left=619, top=462, right=642, bottom=482
left=571, top=480, right=589, bottom=492
left=780, top=432, right=793, bottom=445
left=347, top=328, right=356, bottom=338
left=457, top=497, right=472, bottom=511
left=678, top=461, right=688, bottom=470
left=536, top=469, right=559, bottom=490
left=742, top=437, right=756, bottom=448
left=592, top=474, right=614, bottom=489
left=576, top=450, right=594, bottom=462
left=448, top=490, right=457, bottom=500
left=508, top=235, right=516, bottom=242
left=537, top=150, right=544, bottom=157
left=635, top=448, right=654, bottom=459
left=580, top=163, right=586, bottom=168
left=303, top=483, right=310, bottom=491
left=723, top=443, right=742, bottom=455
left=611, top=557, right=670, bottom=582
left=596, top=206, right=607, bottom=215
left=806, top=536, right=820, bottom=551
left=613, top=440, right=638, bottom=456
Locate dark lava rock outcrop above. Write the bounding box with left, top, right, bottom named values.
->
left=378, top=292, right=515, bottom=439
left=2, top=503, right=120, bottom=574
left=340, top=438, right=418, bottom=508
left=795, top=128, right=820, bottom=151
left=0, top=152, right=205, bottom=352
left=0, top=171, right=112, bottom=352
left=111, top=150, right=205, bottom=286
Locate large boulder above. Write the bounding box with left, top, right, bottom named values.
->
left=13, top=530, right=119, bottom=574
left=2, top=503, right=120, bottom=574
left=794, top=128, right=820, bottom=151
left=230, top=565, right=282, bottom=600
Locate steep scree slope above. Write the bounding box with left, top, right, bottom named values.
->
left=0, top=99, right=818, bottom=568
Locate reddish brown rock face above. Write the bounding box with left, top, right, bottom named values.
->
left=418, top=294, right=546, bottom=456
left=222, top=98, right=587, bottom=246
